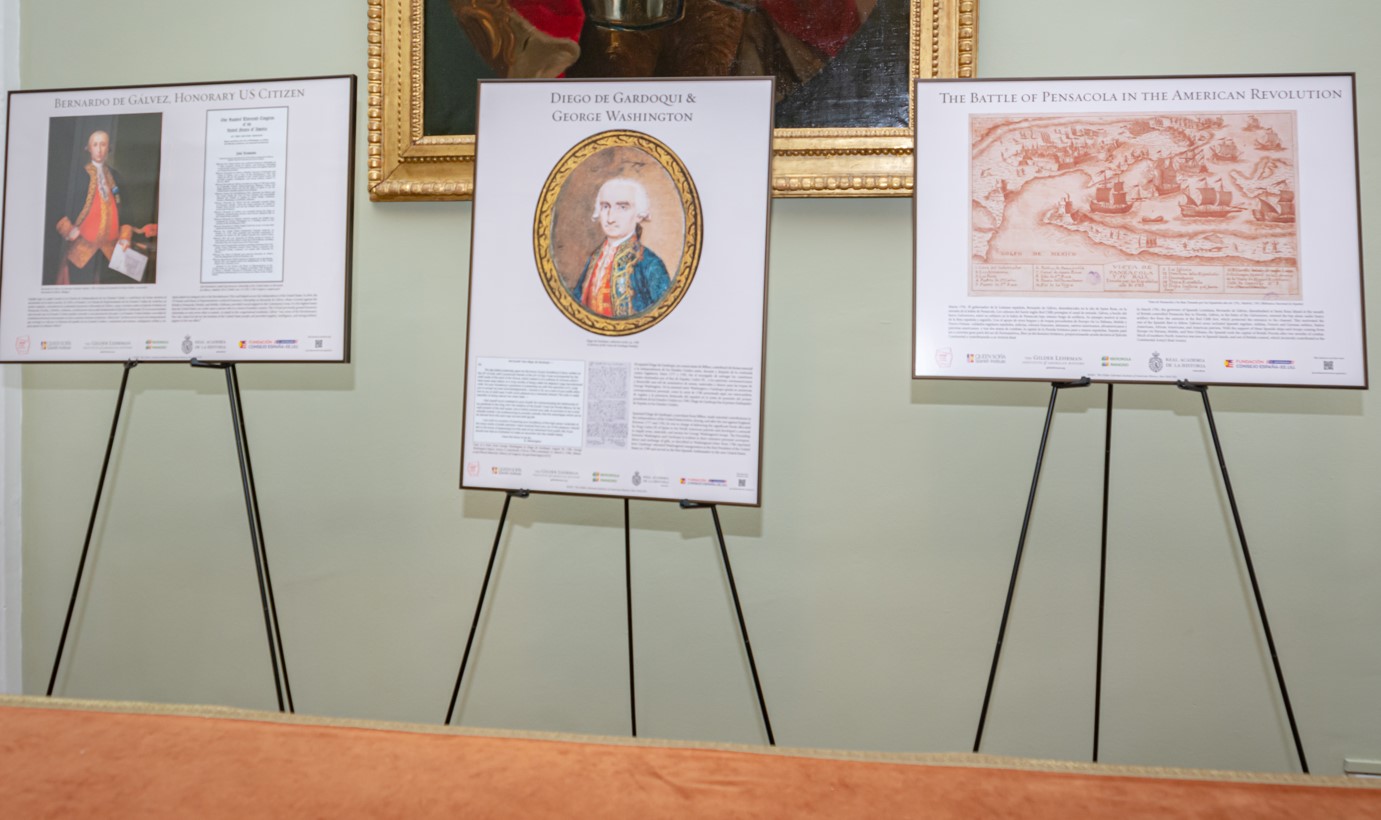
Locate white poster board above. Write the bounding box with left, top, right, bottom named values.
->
left=914, top=74, right=1365, bottom=387
left=0, top=75, right=354, bottom=363
left=461, top=79, right=773, bottom=506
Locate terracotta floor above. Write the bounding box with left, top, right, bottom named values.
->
left=1, top=696, right=1378, bottom=818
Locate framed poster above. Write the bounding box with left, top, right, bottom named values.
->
left=461, top=78, right=772, bottom=505
left=1, top=76, right=355, bottom=363
left=913, top=74, right=1366, bottom=388
left=366, top=0, right=978, bottom=201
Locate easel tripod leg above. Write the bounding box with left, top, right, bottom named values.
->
left=702, top=503, right=775, bottom=746
left=47, top=360, right=138, bottom=697
left=222, top=364, right=291, bottom=713
left=625, top=498, right=637, bottom=737
left=1094, top=383, right=1113, bottom=762
left=973, top=377, right=1088, bottom=753
left=446, top=490, right=524, bottom=725
left=1180, top=382, right=1309, bottom=773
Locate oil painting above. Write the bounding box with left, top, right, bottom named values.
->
left=367, top=0, right=978, bottom=200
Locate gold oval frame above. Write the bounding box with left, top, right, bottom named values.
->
left=533, top=130, right=702, bottom=336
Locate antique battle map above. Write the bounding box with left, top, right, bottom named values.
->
left=970, top=111, right=1300, bottom=300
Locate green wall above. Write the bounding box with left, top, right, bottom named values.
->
left=18, top=0, right=1381, bottom=774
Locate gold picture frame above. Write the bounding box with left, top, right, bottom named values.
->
left=366, top=0, right=978, bottom=201
left=533, top=130, right=702, bottom=337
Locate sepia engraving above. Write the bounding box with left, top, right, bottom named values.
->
left=970, top=111, right=1300, bottom=300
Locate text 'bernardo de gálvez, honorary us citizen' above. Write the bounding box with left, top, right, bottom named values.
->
left=53, top=87, right=308, bottom=109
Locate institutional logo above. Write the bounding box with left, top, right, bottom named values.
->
left=967, top=353, right=1007, bottom=365
left=466, top=462, right=479, bottom=476
left=632, top=471, right=642, bottom=487
left=1148, top=351, right=1163, bottom=373
left=935, top=347, right=953, bottom=367
left=182, top=335, right=194, bottom=355
left=1224, top=359, right=1293, bottom=370
left=14, top=336, right=29, bottom=354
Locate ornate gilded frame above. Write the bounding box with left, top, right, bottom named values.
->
left=366, top=0, right=978, bottom=200
left=533, top=130, right=702, bottom=337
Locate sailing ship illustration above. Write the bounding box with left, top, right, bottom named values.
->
left=1179, top=179, right=1240, bottom=218
left=1089, top=176, right=1133, bottom=215
left=1055, top=148, right=1096, bottom=170
left=1176, top=150, right=1208, bottom=174
left=1244, top=114, right=1263, bottom=131
left=1253, top=185, right=1296, bottom=223
left=1210, top=138, right=1241, bottom=162
left=1050, top=193, right=1090, bottom=225
left=1152, top=157, right=1182, bottom=196
left=1255, top=127, right=1285, bottom=151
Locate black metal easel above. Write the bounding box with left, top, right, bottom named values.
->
left=970, top=378, right=1308, bottom=773
left=444, top=492, right=776, bottom=746
left=46, top=360, right=294, bottom=713
left=624, top=498, right=637, bottom=737
left=682, top=498, right=776, bottom=746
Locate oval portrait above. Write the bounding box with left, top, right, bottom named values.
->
left=533, top=130, right=701, bottom=336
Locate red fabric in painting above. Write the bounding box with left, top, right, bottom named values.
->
left=510, top=0, right=585, bottom=42
left=762, top=0, right=861, bottom=57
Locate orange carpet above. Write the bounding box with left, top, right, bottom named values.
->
left=1, top=696, right=1377, bottom=818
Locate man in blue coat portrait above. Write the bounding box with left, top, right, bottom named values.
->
left=570, top=177, right=670, bottom=318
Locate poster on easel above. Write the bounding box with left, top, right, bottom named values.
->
left=461, top=78, right=773, bottom=506
left=0, top=75, right=355, bottom=363
left=913, top=73, right=1365, bottom=388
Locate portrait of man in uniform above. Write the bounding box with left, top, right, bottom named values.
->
left=534, top=133, right=701, bottom=336
left=570, top=177, right=670, bottom=318
left=43, top=114, right=162, bottom=286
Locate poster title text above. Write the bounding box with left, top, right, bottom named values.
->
left=938, top=87, right=1345, bottom=105
left=53, top=87, right=308, bottom=109
left=550, top=91, right=698, bottom=123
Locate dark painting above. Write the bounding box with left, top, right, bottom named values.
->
left=423, top=0, right=910, bottom=136
left=43, top=114, right=162, bottom=285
